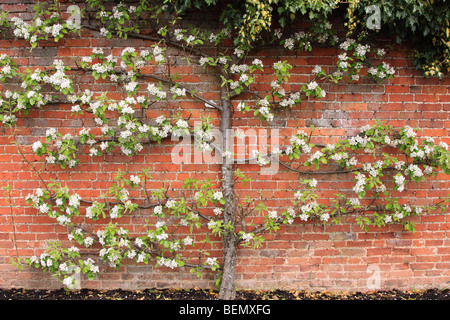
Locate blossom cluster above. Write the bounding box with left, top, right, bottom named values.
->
left=19, top=45, right=197, bottom=165
left=285, top=130, right=312, bottom=160
left=26, top=241, right=99, bottom=287
left=25, top=185, right=84, bottom=227
left=280, top=30, right=315, bottom=52
left=336, top=38, right=395, bottom=84
left=282, top=123, right=450, bottom=230
left=95, top=2, right=143, bottom=39
left=0, top=57, right=72, bottom=125
left=172, top=28, right=202, bottom=46
left=31, top=94, right=188, bottom=165
left=23, top=171, right=231, bottom=286
left=32, top=129, right=78, bottom=168
left=10, top=11, right=70, bottom=49
left=220, top=121, right=450, bottom=242
left=367, top=62, right=396, bottom=83
left=0, top=53, right=18, bottom=84
left=275, top=20, right=336, bottom=54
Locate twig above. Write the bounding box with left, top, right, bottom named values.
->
left=12, top=133, right=52, bottom=195
left=81, top=24, right=210, bottom=58
left=278, top=159, right=360, bottom=175
left=4, top=185, right=20, bottom=264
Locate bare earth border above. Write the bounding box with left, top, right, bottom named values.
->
left=1, top=287, right=448, bottom=300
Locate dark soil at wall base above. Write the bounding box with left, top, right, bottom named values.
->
left=0, top=288, right=449, bottom=300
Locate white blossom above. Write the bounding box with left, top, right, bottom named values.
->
left=394, top=174, right=406, bottom=192
left=130, top=175, right=140, bottom=185
left=241, top=233, right=253, bottom=242
left=156, top=232, right=168, bottom=241
left=355, top=44, right=370, bottom=57
left=274, top=28, right=283, bottom=38
left=284, top=38, right=295, bottom=50
left=213, top=191, right=223, bottom=201
left=165, top=199, right=176, bottom=208
left=63, top=277, right=74, bottom=287
left=170, top=86, right=186, bottom=97
left=350, top=198, right=360, bottom=206
left=199, top=57, right=209, bottom=66
left=402, top=126, right=416, bottom=139
left=84, top=237, right=94, bottom=247
left=135, top=238, right=144, bottom=247
left=69, top=194, right=81, bottom=208
left=154, top=205, right=163, bottom=216
left=312, top=65, right=322, bottom=75
left=233, top=48, right=244, bottom=58
left=121, top=47, right=135, bottom=56
left=252, top=58, right=263, bottom=68
left=394, top=212, right=403, bottom=220
left=127, top=250, right=137, bottom=259
left=384, top=215, right=392, bottom=223
left=218, top=56, right=227, bottom=64
left=205, top=257, right=217, bottom=266
left=439, top=142, right=448, bottom=150
left=32, top=141, right=43, bottom=152
left=309, top=178, right=318, bottom=188
left=307, top=81, right=318, bottom=91
left=268, top=210, right=277, bottom=219
left=406, top=164, right=423, bottom=178
left=137, top=252, right=146, bottom=263
left=176, top=119, right=188, bottom=129
left=185, top=35, right=196, bottom=44
left=353, top=173, right=366, bottom=194
left=299, top=213, right=309, bottom=221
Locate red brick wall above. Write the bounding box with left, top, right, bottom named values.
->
left=0, top=2, right=449, bottom=292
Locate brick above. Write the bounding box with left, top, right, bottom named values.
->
left=65, top=39, right=91, bottom=47
left=0, top=6, right=448, bottom=294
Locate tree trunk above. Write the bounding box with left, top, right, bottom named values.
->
left=218, top=83, right=237, bottom=300
left=218, top=221, right=237, bottom=299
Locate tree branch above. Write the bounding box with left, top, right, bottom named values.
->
left=136, top=73, right=222, bottom=111
left=278, top=159, right=360, bottom=175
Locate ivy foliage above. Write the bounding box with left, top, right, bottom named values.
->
left=171, top=0, right=449, bottom=77
left=347, top=0, right=450, bottom=78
